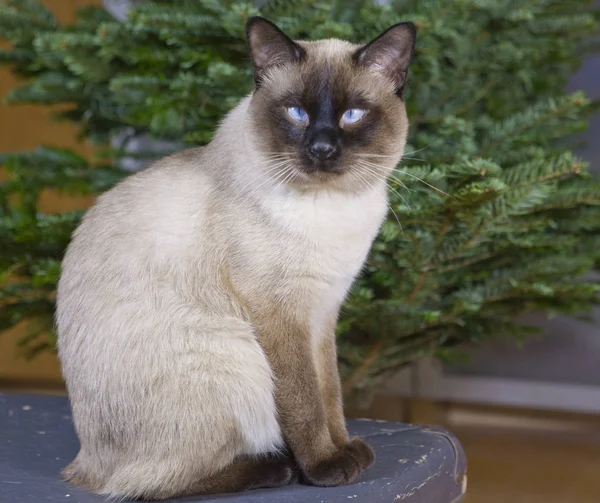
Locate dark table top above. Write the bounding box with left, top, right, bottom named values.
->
left=0, top=393, right=466, bottom=503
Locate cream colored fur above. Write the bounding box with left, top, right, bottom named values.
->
left=57, top=57, right=407, bottom=498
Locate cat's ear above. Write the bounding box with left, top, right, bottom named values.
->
left=353, top=22, right=416, bottom=97
left=246, top=17, right=306, bottom=87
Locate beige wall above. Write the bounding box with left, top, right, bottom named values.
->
left=0, top=0, right=99, bottom=390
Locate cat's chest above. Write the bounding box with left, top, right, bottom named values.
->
left=262, top=189, right=386, bottom=341
left=263, top=188, right=386, bottom=278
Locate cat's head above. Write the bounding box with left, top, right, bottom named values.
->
left=246, top=17, right=416, bottom=192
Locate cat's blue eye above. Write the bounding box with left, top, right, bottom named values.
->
left=341, top=108, right=366, bottom=125
left=287, top=106, right=309, bottom=122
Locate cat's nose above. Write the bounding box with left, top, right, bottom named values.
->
left=309, top=141, right=338, bottom=160
left=307, top=130, right=341, bottom=164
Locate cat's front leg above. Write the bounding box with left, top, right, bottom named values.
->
left=317, top=322, right=351, bottom=447
left=256, top=315, right=372, bottom=487
left=317, top=326, right=375, bottom=467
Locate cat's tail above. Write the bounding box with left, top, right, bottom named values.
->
left=63, top=452, right=200, bottom=501
left=99, top=454, right=296, bottom=500
left=63, top=452, right=295, bottom=501
left=61, top=452, right=105, bottom=495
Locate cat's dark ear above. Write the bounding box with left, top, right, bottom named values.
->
left=246, top=17, right=306, bottom=87
left=353, top=22, right=416, bottom=97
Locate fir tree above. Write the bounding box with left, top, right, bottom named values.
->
left=1, top=0, right=599, bottom=402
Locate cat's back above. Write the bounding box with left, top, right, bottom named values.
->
left=57, top=146, right=222, bottom=344
left=66, top=147, right=215, bottom=262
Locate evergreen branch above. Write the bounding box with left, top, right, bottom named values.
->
left=0, top=0, right=598, bottom=401
left=414, top=79, right=496, bottom=124
left=342, top=338, right=386, bottom=396
left=479, top=93, right=589, bottom=157
left=436, top=251, right=499, bottom=274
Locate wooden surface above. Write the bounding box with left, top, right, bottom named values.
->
left=461, top=427, right=600, bottom=503
left=1, top=393, right=467, bottom=503
left=408, top=400, right=600, bottom=503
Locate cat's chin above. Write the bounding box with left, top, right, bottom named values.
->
left=300, top=159, right=344, bottom=174
left=287, top=168, right=369, bottom=194
left=293, top=167, right=344, bottom=184
left=299, top=168, right=345, bottom=179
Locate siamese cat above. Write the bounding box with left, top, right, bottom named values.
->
left=56, top=16, right=416, bottom=500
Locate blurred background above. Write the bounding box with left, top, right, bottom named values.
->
left=1, top=1, right=600, bottom=502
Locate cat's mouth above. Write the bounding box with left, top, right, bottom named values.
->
left=298, top=159, right=345, bottom=176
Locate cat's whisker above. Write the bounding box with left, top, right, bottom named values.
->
left=360, top=174, right=404, bottom=234
left=282, top=167, right=298, bottom=186
left=354, top=163, right=394, bottom=196
left=348, top=168, right=375, bottom=194
left=250, top=161, right=293, bottom=183
left=354, top=153, right=398, bottom=159
left=257, top=157, right=292, bottom=166
left=353, top=167, right=404, bottom=234
left=255, top=153, right=296, bottom=166
left=246, top=161, right=294, bottom=195
left=250, top=159, right=294, bottom=176
left=356, top=160, right=412, bottom=192
left=385, top=173, right=412, bottom=192
left=404, top=144, right=432, bottom=156
left=388, top=176, right=412, bottom=192
left=267, top=165, right=296, bottom=198
left=393, top=169, right=452, bottom=198
left=387, top=202, right=404, bottom=234
left=261, top=159, right=294, bottom=170
left=357, top=163, right=412, bottom=211
left=357, top=161, right=405, bottom=189
left=354, top=145, right=431, bottom=162
left=354, top=152, right=426, bottom=162
left=253, top=165, right=294, bottom=196
left=358, top=159, right=451, bottom=198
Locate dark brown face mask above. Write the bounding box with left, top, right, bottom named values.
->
left=246, top=16, right=416, bottom=182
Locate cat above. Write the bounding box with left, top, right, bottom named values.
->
left=56, top=16, right=416, bottom=500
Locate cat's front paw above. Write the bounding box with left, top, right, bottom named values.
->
left=345, top=437, right=375, bottom=470
left=301, top=439, right=374, bottom=487
left=254, top=453, right=299, bottom=489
